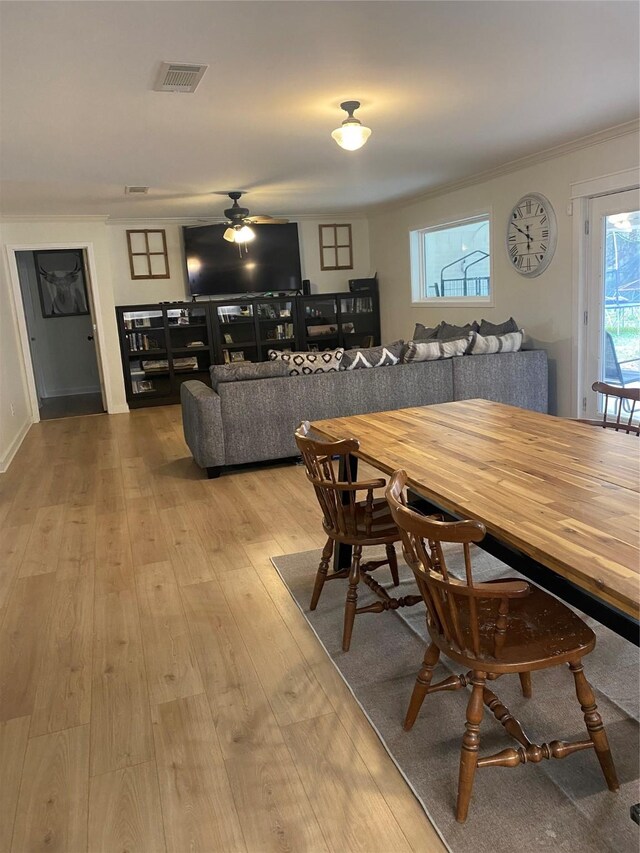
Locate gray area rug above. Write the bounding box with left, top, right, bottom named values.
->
left=272, top=546, right=639, bottom=853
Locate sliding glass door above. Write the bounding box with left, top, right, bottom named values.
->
left=584, top=189, right=640, bottom=419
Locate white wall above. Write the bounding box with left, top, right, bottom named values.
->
left=108, top=216, right=371, bottom=305
left=369, top=129, right=640, bottom=416
left=16, top=252, right=101, bottom=398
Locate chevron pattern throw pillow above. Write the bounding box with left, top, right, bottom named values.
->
left=341, top=340, right=405, bottom=370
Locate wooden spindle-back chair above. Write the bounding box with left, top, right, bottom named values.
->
left=295, top=423, right=421, bottom=651
left=591, top=381, right=639, bottom=435
left=385, top=469, right=619, bottom=822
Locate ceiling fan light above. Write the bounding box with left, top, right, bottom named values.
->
left=332, top=119, right=371, bottom=151
left=235, top=225, right=255, bottom=243
left=223, top=226, right=236, bottom=242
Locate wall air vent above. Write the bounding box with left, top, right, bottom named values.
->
left=125, top=186, right=149, bottom=194
left=154, top=62, right=208, bottom=93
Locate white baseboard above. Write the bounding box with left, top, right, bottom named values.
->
left=0, top=418, right=31, bottom=473
left=107, top=403, right=130, bottom=415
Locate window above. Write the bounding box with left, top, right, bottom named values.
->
left=410, top=214, right=491, bottom=305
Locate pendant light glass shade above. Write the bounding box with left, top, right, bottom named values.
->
left=331, top=100, right=371, bottom=151
left=223, top=224, right=256, bottom=243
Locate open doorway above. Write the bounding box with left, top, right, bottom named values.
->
left=15, top=248, right=105, bottom=420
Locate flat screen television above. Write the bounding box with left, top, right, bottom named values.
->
left=183, top=223, right=302, bottom=297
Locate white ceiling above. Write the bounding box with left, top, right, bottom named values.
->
left=0, top=1, right=638, bottom=220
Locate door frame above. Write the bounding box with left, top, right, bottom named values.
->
left=6, top=241, right=110, bottom=423
left=571, top=167, right=640, bottom=418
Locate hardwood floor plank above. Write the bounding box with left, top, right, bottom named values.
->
left=152, top=693, right=246, bottom=853
left=225, top=743, right=329, bottom=853
left=30, top=571, right=94, bottom=737
left=55, top=503, right=96, bottom=581
left=159, top=505, right=217, bottom=587
left=91, top=590, right=154, bottom=777
left=0, top=523, right=31, bottom=612
left=11, top=724, right=90, bottom=853
left=0, top=573, right=55, bottom=722
left=219, top=565, right=331, bottom=726
left=0, top=715, right=30, bottom=853
left=94, top=511, right=135, bottom=598
left=282, top=713, right=412, bottom=853
left=135, top=561, right=204, bottom=706
left=95, top=466, right=126, bottom=515
left=18, top=504, right=65, bottom=577
left=88, top=761, right=166, bottom=853
left=180, top=579, right=285, bottom=760
left=126, top=500, right=170, bottom=566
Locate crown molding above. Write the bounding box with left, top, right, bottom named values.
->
left=369, top=119, right=640, bottom=215
left=0, top=214, right=109, bottom=224
left=106, top=212, right=369, bottom=225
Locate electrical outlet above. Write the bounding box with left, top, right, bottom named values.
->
left=10, top=403, right=15, bottom=416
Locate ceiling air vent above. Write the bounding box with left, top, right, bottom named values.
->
left=125, top=186, right=149, bottom=195
left=154, top=62, right=208, bottom=93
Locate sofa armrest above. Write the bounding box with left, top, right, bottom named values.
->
left=180, top=380, right=225, bottom=469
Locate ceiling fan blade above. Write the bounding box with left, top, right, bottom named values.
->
left=247, top=215, right=289, bottom=224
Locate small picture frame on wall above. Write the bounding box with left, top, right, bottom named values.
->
left=126, top=229, right=170, bottom=279
left=34, top=249, right=90, bottom=318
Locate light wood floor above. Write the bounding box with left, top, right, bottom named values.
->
left=0, top=405, right=444, bottom=853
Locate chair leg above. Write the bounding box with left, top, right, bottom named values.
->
left=342, top=544, right=362, bottom=652
left=386, top=542, right=400, bottom=587
left=404, top=643, right=440, bottom=731
left=310, top=538, right=334, bottom=611
left=569, top=661, right=619, bottom=791
left=518, top=672, right=532, bottom=698
left=456, top=671, right=486, bottom=823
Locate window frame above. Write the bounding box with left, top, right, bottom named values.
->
left=409, top=210, right=494, bottom=307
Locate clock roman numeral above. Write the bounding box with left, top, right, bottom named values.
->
left=540, top=243, right=547, bottom=252
left=510, top=245, right=518, bottom=257
left=540, top=214, right=547, bottom=225
left=509, top=234, right=516, bottom=241
left=541, top=228, right=549, bottom=238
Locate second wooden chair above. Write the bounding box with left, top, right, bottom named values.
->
left=295, top=423, right=421, bottom=651
left=385, top=468, right=619, bottom=822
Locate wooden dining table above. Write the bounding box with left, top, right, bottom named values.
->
left=312, top=399, right=640, bottom=643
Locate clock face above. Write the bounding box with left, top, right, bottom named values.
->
left=506, top=193, right=557, bottom=277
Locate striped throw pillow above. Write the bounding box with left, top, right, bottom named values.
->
left=468, top=330, right=524, bottom=355
left=403, top=335, right=471, bottom=363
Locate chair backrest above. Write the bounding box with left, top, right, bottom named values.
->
left=385, top=470, right=529, bottom=662
left=294, top=422, right=386, bottom=539
left=591, top=381, right=640, bottom=435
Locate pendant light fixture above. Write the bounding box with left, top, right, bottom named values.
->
left=331, top=100, right=371, bottom=151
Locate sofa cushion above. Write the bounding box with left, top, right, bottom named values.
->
left=478, top=316, right=519, bottom=336
left=210, top=360, right=288, bottom=391
left=269, top=348, right=344, bottom=375
left=438, top=321, right=479, bottom=339
left=342, top=340, right=404, bottom=370
left=403, top=335, right=470, bottom=363
left=468, top=330, right=524, bottom=355
left=413, top=322, right=441, bottom=341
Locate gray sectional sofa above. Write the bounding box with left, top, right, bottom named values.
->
left=180, top=350, right=548, bottom=477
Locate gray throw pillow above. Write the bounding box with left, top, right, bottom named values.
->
left=438, top=321, right=480, bottom=339
left=412, top=322, right=441, bottom=341
left=342, top=340, right=404, bottom=370
left=478, top=317, right=519, bottom=336
left=269, top=348, right=344, bottom=376
left=210, top=360, right=288, bottom=391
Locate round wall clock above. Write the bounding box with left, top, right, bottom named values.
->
left=506, top=192, right=557, bottom=277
